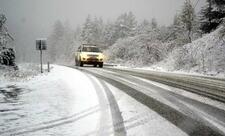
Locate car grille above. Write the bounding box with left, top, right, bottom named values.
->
left=87, top=54, right=99, bottom=57
left=87, top=58, right=98, bottom=61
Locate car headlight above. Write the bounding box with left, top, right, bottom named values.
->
left=98, top=54, right=104, bottom=61
left=80, top=53, right=88, bottom=59
left=99, top=54, right=103, bottom=58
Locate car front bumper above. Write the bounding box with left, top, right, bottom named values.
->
left=81, top=57, right=103, bottom=64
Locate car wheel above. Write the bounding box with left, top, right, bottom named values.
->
left=79, top=61, right=83, bottom=67
left=75, top=60, right=78, bottom=66
left=99, top=63, right=103, bottom=68
left=94, top=64, right=97, bottom=67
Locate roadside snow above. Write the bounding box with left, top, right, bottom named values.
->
left=0, top=63, right=41, bottom=82
left=0, top=65, right=100, bottom=136
left=111, top=64, right=225, bottom=79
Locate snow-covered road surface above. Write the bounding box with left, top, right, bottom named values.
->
left=0, top=65, right=225, bottom=136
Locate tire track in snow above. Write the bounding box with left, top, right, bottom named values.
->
left=109, top=72, right=225, bottom=134
left=80, top=68, right=224, bottom=136
left=104, top=67, right=225, bottom=103
left=86, top=73, right=127, bottom=136
left=99, top=68, right=225, bottom=125
left=0, top=105, right=99, bottom=135
left=100, top=81, right=127, bottom=136
left=85, top=75, right=112, bottom=136
left=81, top=111, right=159, bottom=136
left=100, top=68, right=225, bottom=133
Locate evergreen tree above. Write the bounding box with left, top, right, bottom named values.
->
left=102, top=12, right=137, bottom=47
left=151, top=18, right=158, bottom=29
left=80, top=15, right=93, bottom=43
left=92, top=17, right=104, bottom=44
left=81, top=15, right=104, bottom=44
left=103, top=21, right=117, bottom=46
left=48, top=20, right=65, bottom=62
left=180, top=0, right=196, bottom=42
left=168, top=0, right=199, bottom=44
left=135, top=19, right=152, bottom=35
left=0, top=13, right=16, bottom=67
left=48, top=20, right=77, bottom=63
left=114, top=12, right=137, bottom=39
left=168, top=14, right=189, bottom=45
left=200, top=0, right=225, bottom=33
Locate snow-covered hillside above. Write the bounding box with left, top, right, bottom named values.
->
left=159, top=25, right=225, bottom=77
left=106, top=25, right=225, bottom=77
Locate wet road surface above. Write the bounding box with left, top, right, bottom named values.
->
left=75, top=66, right=225, bottom=136
left=0, top=65, right=225, bottom=136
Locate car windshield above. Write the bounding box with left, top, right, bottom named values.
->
left=82, top=47, right=101, bottom=52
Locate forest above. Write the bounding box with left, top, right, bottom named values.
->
left=1, top=0, right=225, bottom=75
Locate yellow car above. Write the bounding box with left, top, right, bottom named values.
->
left=75, top=44, right=104, bottom=68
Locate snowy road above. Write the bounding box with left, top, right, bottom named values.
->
left=0, top=65, right=225, bottom=136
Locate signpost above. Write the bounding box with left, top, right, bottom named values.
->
left=36, top=39, right=47, bottom=73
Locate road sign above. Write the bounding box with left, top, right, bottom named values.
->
left=36, top=39, right=47, bottom=73
left=36, top=39, right=47, bottom=50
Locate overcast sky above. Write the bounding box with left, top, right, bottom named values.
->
left=0, top=0, right=205, bottom=61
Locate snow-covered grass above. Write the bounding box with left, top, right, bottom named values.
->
left=0, top=63, right=43, bottom=82
left=0, top=65, right=100, bottom=135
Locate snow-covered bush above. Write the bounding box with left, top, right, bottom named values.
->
left=106, top=32, right=169, bottom=66
left=0, top=63, right=41, bottom=81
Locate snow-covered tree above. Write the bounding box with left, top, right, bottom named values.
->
left=180, top=0, right=197, bottom=43
left=47, top=20, right=65, bottom=62
left=80, top=15, right=104, bottom=45
left=59, top=22, right=76, bottom=62
left=113, top=12, right=137, bottom=39
left=168, top=0, right=199, bottom=45
left=151, top=18, right=158, bottom=29
left=167, top=14, right=189, bottom=45
left=219, top=19, right=225, bottom=40
left=92, top=17, right=104, bottom=44
left=136, top=19, right=158, bottom=35
left=103, top=21, right=117, bottom=46
left=74, top=25, right=82, bottom=40
left=47, top=20, right=78, bottom=64
left=0, top=13, right=16, bottom=67
left=80, top=15, right=92, bottom=43
left=200, top=0, right=225, bottom=33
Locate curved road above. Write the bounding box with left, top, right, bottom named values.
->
left=1, top=65, right=225, bottom=136
left=73, top=66, right=225, bottom=136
